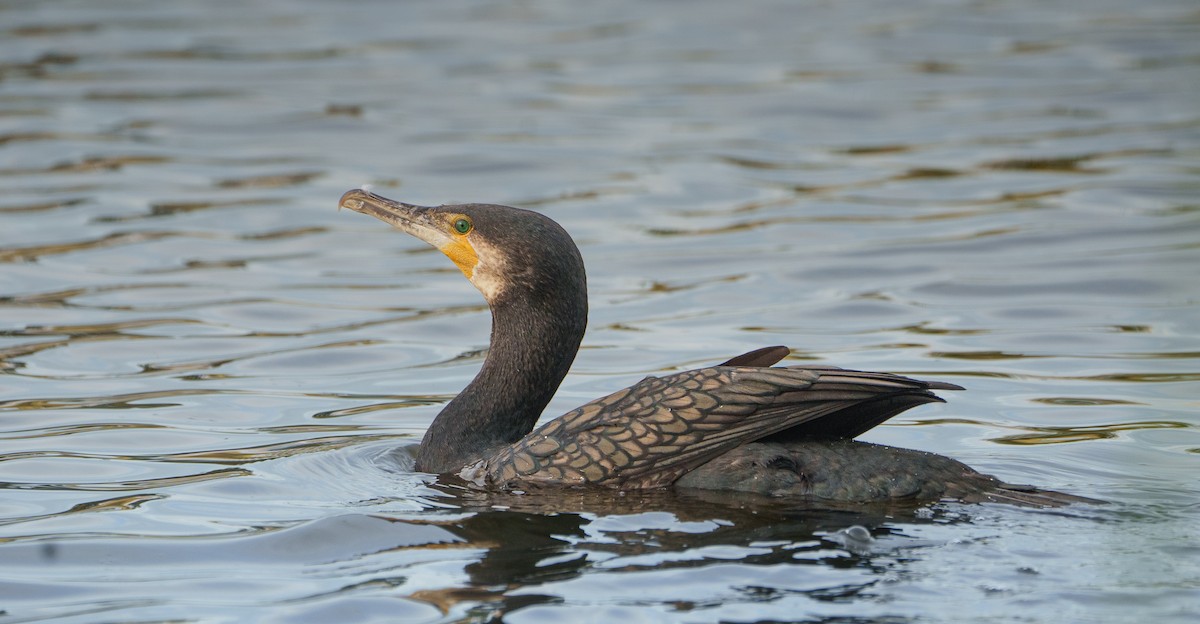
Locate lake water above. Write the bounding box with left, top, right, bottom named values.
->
left=1, top=0, right=1198, bottom=622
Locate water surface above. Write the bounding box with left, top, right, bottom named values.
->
left=2, top=1, right=1198, bottom=622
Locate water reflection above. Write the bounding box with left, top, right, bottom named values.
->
left=400, top=482, right=1111, bottom=621
left=992, top=420, right=1188, bottom=445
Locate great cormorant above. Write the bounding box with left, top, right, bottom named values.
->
left=340, top=189, right=1094, bottom=506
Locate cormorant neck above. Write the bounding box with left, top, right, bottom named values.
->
left=415, top=285, right=587, bottom=473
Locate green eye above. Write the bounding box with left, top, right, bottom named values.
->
left=453, top=218, right=472, bottom=234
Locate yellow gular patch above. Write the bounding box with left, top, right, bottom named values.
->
left=439, top=238, right=479, bottom=279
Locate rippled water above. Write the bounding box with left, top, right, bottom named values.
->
left=2, top=0, right=1198, bottom=622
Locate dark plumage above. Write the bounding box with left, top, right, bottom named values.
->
left=340, top=189, right=1096, bottom=507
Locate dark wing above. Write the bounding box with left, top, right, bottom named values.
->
left=764, top=365, right=963, bottom=441
left=719, top=345, right=790, bottom=367
left=463, top=365, right=957, bottom=490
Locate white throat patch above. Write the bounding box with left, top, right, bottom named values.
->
left=467, top=235, right=509, bottom=302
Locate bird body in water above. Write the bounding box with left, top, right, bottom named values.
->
left=340, top=189, right=1095, bottom=507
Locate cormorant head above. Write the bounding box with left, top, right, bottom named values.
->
left=339, top=189, right=586, bottom=307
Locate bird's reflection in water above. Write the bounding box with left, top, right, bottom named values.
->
left=398, top=476, right=964, bottom=616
